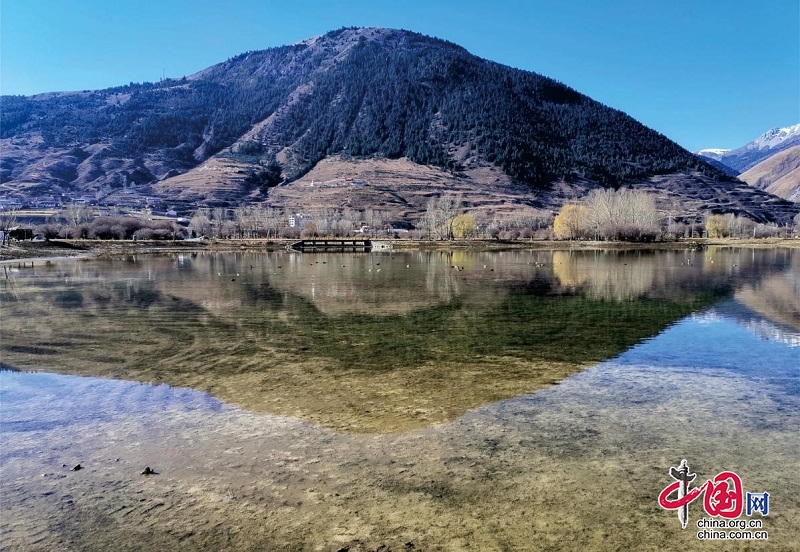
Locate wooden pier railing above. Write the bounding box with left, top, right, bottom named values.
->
left=287, top=239, right=373, bottom=252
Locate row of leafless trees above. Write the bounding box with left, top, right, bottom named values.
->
left=587, top=188, right=660, bottom=241
left=553, top=188, right=800, bottom=241
left=553, top=188, right=661, bottom=241
left=418, top=195, right=554, bottom=240
left=705, top=213, right=797, bottom=239
left=419, top=195, right=462, bottom=239
left=189, top=198, right=557, bottom=241
left=188, top=206, right=394, bottom=239
left=6, top=190, right=799, bottom=243
left=190, top=207, right=283, bottom=239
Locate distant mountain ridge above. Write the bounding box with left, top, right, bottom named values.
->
left=697, top=123, right=800, bottom=173
left=2, top=27, right=798, bottom=224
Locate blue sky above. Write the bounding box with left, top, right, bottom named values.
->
left=1, top=0, right=797, bottom=151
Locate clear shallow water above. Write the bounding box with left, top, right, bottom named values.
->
left=3, top=305, right=796, bottom=438
left=0, top=371, right=226, bottom=432
left=3, top=305, right=795, bottom=426
left=617, top=309, right=799, bottom=375
left=1, top=246, right=798, bottom=550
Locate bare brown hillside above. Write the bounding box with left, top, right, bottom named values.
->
left=152, top=155, right=547, bottom=222
left=739, top=145, right=800, bottom=202
left=154, top=153, right=796, bottom=225
left=266, top=157, right=549, bottom=222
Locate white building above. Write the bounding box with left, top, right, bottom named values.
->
left=288, top=213, right=308, bottom=228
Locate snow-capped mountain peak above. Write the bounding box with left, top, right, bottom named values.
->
left=696, top=148, right=730, bottom=160
left=696, top=122, right=800, bottom=172
left=748, top=123, right=800, bottom=150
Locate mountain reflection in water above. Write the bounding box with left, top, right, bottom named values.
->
left=1, top=246, right=797, bottom=432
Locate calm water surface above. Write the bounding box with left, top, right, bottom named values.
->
left=1, top=247, right=798, bottom=550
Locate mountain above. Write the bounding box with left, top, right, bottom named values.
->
left=2, top=27, right=798, bottom=224
left=697, top=123, right=800, bottom=173
left=692, top=153, right=738, bottom=177
left=695, top=148, right=730, bottom=161
left=739, top=145, right=800, bottom=202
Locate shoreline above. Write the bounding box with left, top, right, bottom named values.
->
left=2, top=236, right=798, bottom=263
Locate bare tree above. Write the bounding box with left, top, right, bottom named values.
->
left=259, top=207, right=283, bottom=239
left=438, top=194, right=462, bottom=240
left=420, top=194, right=462, bottom=239
left=190, top=208, right=213, bottom=238
left=420, top=199, right=443, bottom=239
left=212, top=207, right=228, bottom=239
left=362, top=208, right=389, bottom=235
left=233, top=206, right=261, bottom=238
left=0, top=208, right=19, bottom=245
left=584, top=188, right=659, bottom=240
left=338, top=208, right=358, bottom=236
left=63, top=205, right=94, bottom=228
left=220, top=219, right=237, bottom=239
left=314, top=208, right=341, bottom=236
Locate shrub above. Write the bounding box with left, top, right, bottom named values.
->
left=600, top=223, right=659, bottom=242
left=281, top=227, right=301, bottom=239
left=134, top=226, right=177, bottom=240
left=300, top=222, right=319, bottom=239
left=34, top=224, right=62, bottom=239
left=705, top=214, right=728, bottom=238
left=553, top=204, right=591, bottom=240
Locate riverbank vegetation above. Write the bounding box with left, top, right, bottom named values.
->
left=3, top=189, right=799, bottom=248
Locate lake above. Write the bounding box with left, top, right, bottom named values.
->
left=1, top=246, right=798, bottom=551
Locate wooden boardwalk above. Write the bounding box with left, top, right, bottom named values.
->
left=288, top=239, right=373, bottom=252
